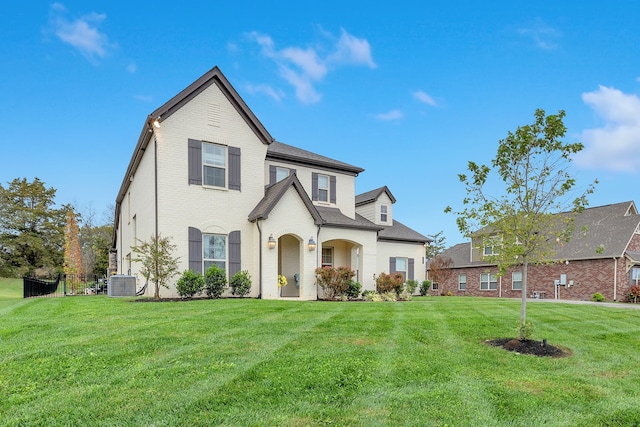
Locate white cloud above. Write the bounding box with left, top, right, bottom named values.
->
left=48, top=3, right=114, bottom=63
left=244, top=83, right=286, bottom=102
left=375, top=110, right=403, bottom=121
left=327, top=28, right=376, bottom=68
left=517, top=23, right=561, bottom=50
left=413, top=90, right=437, bottom=106
left=574, top=85, right=640, bottom=173
left=245, top=28, right=374, bottom=104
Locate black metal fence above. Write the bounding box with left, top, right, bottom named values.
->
left=23, top=274, right=107, bottom=298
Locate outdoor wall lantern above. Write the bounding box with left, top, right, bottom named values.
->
left=267, top=234, right=276, bottom=249
left=308, top=237, right=316, bottom=251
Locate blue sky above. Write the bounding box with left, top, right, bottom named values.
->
left=2, top=2, right=639, bottom=245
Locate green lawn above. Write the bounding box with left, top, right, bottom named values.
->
left=1, top=279, right=639, bottom=426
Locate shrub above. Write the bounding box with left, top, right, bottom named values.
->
left=405, top=279, right=419, bottom=295
left=230, top=270, right=252, bottom=297
left=176, top=270, right=204, bottom=298
left=375, top=272, right=404, bottom=295
left=204, top=265, right=227, bottom=298
left=419, top=280, right=431, bottom=296
left=381, top=291, right=397, bottom=302
left=363, top=291, right=382, bottom=302
left=629, top=285, right=640, bottom=303
left=345, top=280, right=362, bottom=299
left=315, top=266, right=356, bottom=299
left=517, top=320, right=534, bottom=341
left=592, top=292, right=605, bottom=302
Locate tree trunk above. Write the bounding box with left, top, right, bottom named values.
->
left=519, top=259, right=528, bottom=340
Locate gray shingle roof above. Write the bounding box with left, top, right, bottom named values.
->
left=442, top=201, right=640, bottom=267
left=378, top=220, right=431, bottom=244
left=267, top=141, right=364, bottom=176
left=355, top=186, right=396, bottom=206
left=315, top=206, right=382, bottom=231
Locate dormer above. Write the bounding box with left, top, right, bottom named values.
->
left=355, top=186, right=396, bottom=226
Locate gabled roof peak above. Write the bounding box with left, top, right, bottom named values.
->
left=355, top=186, right=396, bottom=206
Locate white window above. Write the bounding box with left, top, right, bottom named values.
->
left=381, top=205, right=388, bottom=222
left=395, top=257, right=407, bottom=282
left=317, top=174, right=329, bottom=202
left=632, top=267, right=640, bottom=285
left=458, top=274, right=467, bottom=290
left=483, top=244, right=497, bottom=256
left=512, top=271, right=523, bottom=290
left=322, top=247, right=333, bottom=267
left=481, top=272, right=497, bottom=290
left=432, top=282, right=439, bottom=291
left=203, top=142, right=226, bottom=188
left=275, top=167, right=290, bottom=183
left=203, top=234, right=226, bottom=272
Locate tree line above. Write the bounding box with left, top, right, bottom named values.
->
left=0, top=177, right=113, bottom=278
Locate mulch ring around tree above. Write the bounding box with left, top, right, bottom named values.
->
left=486, top=338, right=572, bottom=358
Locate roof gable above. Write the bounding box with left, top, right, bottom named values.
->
left=355, top=186, right=396, bottom=206
left=248, top=174, right=322, bottom=224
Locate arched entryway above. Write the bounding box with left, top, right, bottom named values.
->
left=278, top=234, right=301, bottom=297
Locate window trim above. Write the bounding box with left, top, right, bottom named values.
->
left=512, top=271, right=523, bottom=290
left=317, top=174, right=329, bottom=203
left=321, top=247, right=334, bottom=268
left=203, top=233, right=227, bottom=273
left=381, top=205, right=388, bottom=222
left=480, top=272, right=498, bottom=290
left=458, top=273, right=467, bottom=291
left=202, top=142, right=227, bottom=188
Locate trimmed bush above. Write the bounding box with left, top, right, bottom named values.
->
left=592, top=292, right=605, bottom=302
left=405, top=279, right=419, bottom=295
left=204, top=265, right=227, bottom=299
left=315, top=266, right=356, bottom=299
left=230, top=270, right=252, bottom=297
left=419, top=280, right=431, bottom=296
left=346, top=280, right=362, bottom=299
left=176, top=270, right=204, bottom=298
left=375, top=272, right=404, bottom=295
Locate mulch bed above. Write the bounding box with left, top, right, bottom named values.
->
left=486, top=338, right=571, bottom=358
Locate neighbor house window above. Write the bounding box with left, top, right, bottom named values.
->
left=483, top=244, right=497, bottom=256
left=481, top=272, right=498, bottom=290
left=395, top=257, right=408, bottom=282
left=632, top=267, right=640, bottom=285
left=203, top=234, right=226, bottom=272
left=203, top=142, right=226, bottom=187
left=322, top=247, right=334, bottom=267
left=317, top=174, right=329, bottom=202
left=275, top=167, right=290, bottom=183
left=432, top=282, right=439, bottom=291
left=381, top=205, right=388, bottom=222
left=512, top=271, right=523, bottom=290
left=458, top=274, right=467, bottom=290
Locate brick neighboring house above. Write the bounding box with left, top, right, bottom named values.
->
left=428, top=201, right=640, bottom=301
left=110, top=66, right=430, bottom=299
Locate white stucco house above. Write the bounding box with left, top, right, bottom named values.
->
left=111, top=66, right=430, bottom=299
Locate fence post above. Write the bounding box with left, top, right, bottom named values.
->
left=63, top=274, right=67, bottom=296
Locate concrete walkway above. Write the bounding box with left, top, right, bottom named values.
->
left=528, top=298, right=640, bottom=310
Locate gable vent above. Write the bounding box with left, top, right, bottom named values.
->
left=207, top=102, right=221, bottom=127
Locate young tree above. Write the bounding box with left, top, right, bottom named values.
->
left=131, top=234, right=180, bottom=299
left=63, top=210, right=83, bottom=292
left=446, top=109, right=597, bottom=339
left=425, top=230, right=447, bottom=260
left=428, top=255, right=454, bottom=293
left=0, top=178, right=67, bottom=277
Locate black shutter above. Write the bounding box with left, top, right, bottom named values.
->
left=312, top=173, right=318, bottom=201
left=269, top=165, right=276, bottom=185
left=188, top=227, right=202, bottom=274
left=229, top=230, right=241, bottom=277
left=330, top=175, right=336, bottom=204
left=408, top=258, right=415, bottom=280
left=389, top=257, right=396, bottom=273
left=188, top=139, right=202, bottom=185
left=228, top=146, right=241, bottom=191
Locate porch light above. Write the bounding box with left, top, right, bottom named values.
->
left=308, top=237, right=316, bottom=251
left=267, top=234, right=276, bottom=249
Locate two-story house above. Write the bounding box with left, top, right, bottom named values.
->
left=429, top=201, right=640, bottom=301
left=111, top=66, right=430, bottom=299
